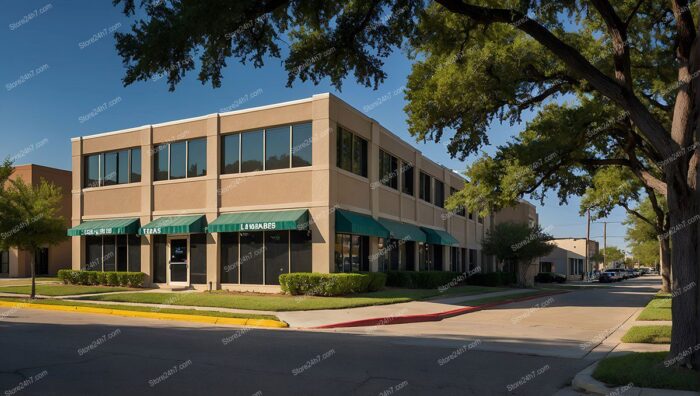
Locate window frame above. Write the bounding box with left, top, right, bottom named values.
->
left=379, top=149, right=398, bottom=190
left=419, top=172, right=432, bottom=203
left=153, top=138, right=208, bottom=181
left=401, top=162, right=414, bottom=196
left=83, top=147, right=141, bottom=188
left=336, top=126, right=368, bottom=178
left=434, top=179, right=445, bottom=208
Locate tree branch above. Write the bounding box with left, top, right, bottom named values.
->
left=589, top=0, right=632, bottom=88
left=434, top=0, right=677, bottom=158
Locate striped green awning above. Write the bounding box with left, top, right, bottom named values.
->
left=139, top=215, right=206, bottom=235
left=208, top=209, right=309, bottom=233
left=68, top=218, right=140, bottom=236
left=420, top=227, right=459, bottom=246
left=335, top=209, right=389, bottom=238
left=378, top=218, right=427, bottom=242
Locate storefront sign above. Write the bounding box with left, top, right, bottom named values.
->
left=84, top=228, right=114, bottom=236
left=141, top=228, right=162, bottom=235
left=240, top=222, right=277, bottom=231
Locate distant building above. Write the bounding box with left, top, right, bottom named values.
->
left=1, top=164, right=72, bottom=277
left=539, top=238, right=600, bottom=278
left=491, top=200, right=539, bottom=279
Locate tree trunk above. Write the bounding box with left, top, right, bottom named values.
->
left=659, top=237, right=672, bottom=293
left=30, top=249, right=36, bottom=299
left=667, top=181, right=699, bottom=368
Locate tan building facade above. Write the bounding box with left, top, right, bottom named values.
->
left=1, top=164, right=72, bottom=277
left=69, top=93, right=491, bottom=291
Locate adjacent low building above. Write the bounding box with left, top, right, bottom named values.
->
left=69, top=93, right=493, bottom=291
left=539, top=237, right=597, bottom=279
left=1, top=164, right=72, bottom=277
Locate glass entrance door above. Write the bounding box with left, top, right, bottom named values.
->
left=168, top=238, right=189, bottom=286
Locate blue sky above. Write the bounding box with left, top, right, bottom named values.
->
left=0, top=1, right=628, bottom=251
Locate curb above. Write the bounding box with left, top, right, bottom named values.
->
left=0, top=300, right=288, bottom=328
left=310, top=290, right=567, bottom=329
left=572, top=361, right=698, bottom=396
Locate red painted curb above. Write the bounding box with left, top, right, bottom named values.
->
left=309, top=290, right=568, bottom=329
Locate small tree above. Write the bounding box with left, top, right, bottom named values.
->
left=0, top=161, right=67, bottom=298
left=481, top=222, right=554, bottom=287
left=600, top=246, right=625, bottom=267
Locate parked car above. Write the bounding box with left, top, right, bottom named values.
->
left=599, top=271, right=622, bottom=283
left=534, top=272, right=567, bottom=283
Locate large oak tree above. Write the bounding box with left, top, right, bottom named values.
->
left=113, top=0, right=700, bottom=368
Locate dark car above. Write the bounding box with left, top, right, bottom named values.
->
left=599, top=271, right=620, bottom=283
left=535, top=272, right=567, bottom=283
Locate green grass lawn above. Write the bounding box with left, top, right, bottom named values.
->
left=458, top=290, right=549, bottom=306
left=79, top=285, right=506, bottom=312
left=621, top=325, right=672, bottom=344
left=637, top=293, right=672, bottom=321
left=0, top=285, right=136, bottom=296
left=0, top=297, right=279, bottom=321
left=0, top=277, right=59, bottom=286
left=593, top=352, right=699, bottom=391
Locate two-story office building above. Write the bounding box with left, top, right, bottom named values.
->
left=68, top=93, right=491, bottom=291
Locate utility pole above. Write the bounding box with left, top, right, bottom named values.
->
left=585, top=209, right=590, bottom=276
left=603, top=221, right=607, bottom=268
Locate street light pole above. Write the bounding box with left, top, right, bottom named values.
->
left=603, top=221, right=607, bottom=268
left=586, top=209, right=590, bottom=277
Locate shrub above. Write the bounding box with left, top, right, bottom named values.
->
left=534, top=272, right=567, bottom=283
left=56, top=270, right=146, bottom=287
left=465, top=272, right=516, bottom=287
left=386, top=271, right=462, bottom=289
left=279, top=272, right=386, bottom=296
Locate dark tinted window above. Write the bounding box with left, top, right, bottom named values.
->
left=130, top=148, right=141, bottom=183
left=153, top=235, right=167, bottom=283
left=85, top=236, right=102, bottom=271
left=290, top=231, right=312, bottom=272
left=187, top=138, right=207, bottom=177
left=128, top=235, right=141, bottom=272
left=292, top=123, right=312, bottom=167
left=352, top=136, right=368, bottom=177
left=379, top=150, right=398, bottom=189
left=103, top=152, right=118, bottom=186
left=265, top=231, right=289, bottom=285
left=190, top=233, right=207, bottom=284
left=402, top=163, right=414, bottom=195
left=337, top=127, right=353, bottom=171
left=334, top=233, right=368, bottom=273
left=85, top=154, right=100, bottom=188
left=419, top=172, right=432, bottom=203
left=220, top=233, right=239, bottom=283
left=265, top=126, right=290, bottom=170
left=116, top=235, right=127, bottom=271
left=154, top=144, right=169, bottom=181
left=240, top=232, right=264, bottom=284
left=241, top=130, right=264, bottom=173
left=434, top=179, right=445, bottom=208
left=221, top=134, right=240, bottom=174
left=103, top=237, right=116, bottom=271
left=169, top=141, right=187, bottom=179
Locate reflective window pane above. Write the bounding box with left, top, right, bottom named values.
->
left=220, top=233, right=239, bottom=283
left=154, top=144, right=169, bottom=181
left=434, top=179, right=445, bottom=208
left=265, top=231, right=289, bottom=285
left=128, top=235, right=141, bottom=272
left=221, top=134, right=240, bottom=174
left=117, top=150, right=129, bottom=184
left=190, top=233, right=207, bottom=284
left=290, top=231, right=312, bottom=272
left=84, top=155, right=100, bottom=188
left=169, top=141, right=186, bottom=179
left=130, top=148, right=141, bottom=183
left=338, top=128, right=352, bottom=171
left=116, top=235, right=127, bottom=271
left=187, top=138, right=207, bottom=177
left=241, top=130, right=263, bottom=173
left=85, top=236, right=102, bottom=271
left=240, top=232, right=264, bottom=284
left=292, top=123, right=312, bottom=167
left=352, top=135, right=367, bottom=177
left=103, top=237, right=116, bottom=271
left=103, top=152, right=118, bottom=186
left=265, top=126, right=290, bottom=170
left=402, top=164, right=414, bottom=195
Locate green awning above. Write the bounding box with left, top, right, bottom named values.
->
left=378, top=218, right=427, bottom=242
left=420, top=227, right=459, bottom=246
left=139, top=215, right=206, bottom=235
left=335, top=209, right=389, bottom=238
left=208, top=209, right=309, bottom=233
left=67, top=218, right=140, bottom=236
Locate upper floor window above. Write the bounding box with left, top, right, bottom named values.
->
left=84, top=148, right=141, bottom=188
left=434, top=179, right=445, bottom=208
left=336, top=126, right=367, bottom=177
left=378, top=150, right=398, bottom=189
left=222, top=122, right=313, bottom=174
left=450, top=187, right=465, bottom=216
left=402, top=162, right=414, bottom=196
left=154, top=138, right=207, bottom=181
left=419, top=172, right=432, bottom=203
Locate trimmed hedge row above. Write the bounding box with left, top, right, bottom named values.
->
left=386, top=271, right=517, bottom=289
left=58, top=270, right=146, bottom=287
left=279, top=272, right=387, bottom=296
